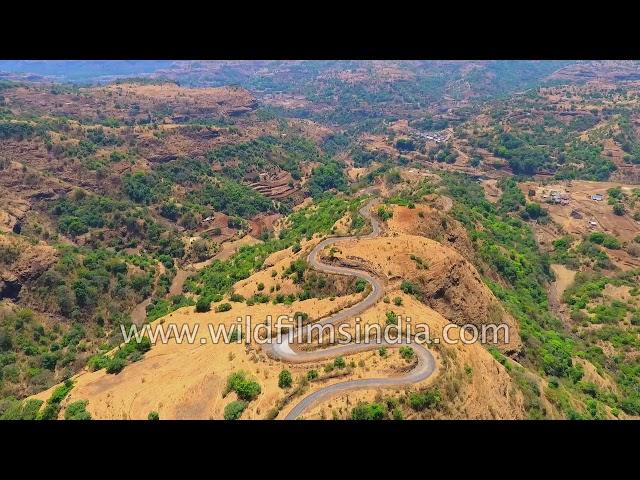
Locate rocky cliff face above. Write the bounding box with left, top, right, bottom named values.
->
left=410, top=245, right=519, bottom=353
left=0, top=235, right=58, bottom=301
left=329, top=234, right=522, bottom=355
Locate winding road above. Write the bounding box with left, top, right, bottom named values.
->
left=264, top=195, right=436, bottom=419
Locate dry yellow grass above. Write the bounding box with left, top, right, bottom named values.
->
left=31, top=294, right=386, bottom=420
left=31, top=219, right=527, bottom=420
left=293, top=291, right=526, bottom=420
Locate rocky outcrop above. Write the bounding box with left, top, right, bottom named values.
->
left=387, top=204, right=476, bottom=261
left=0, top=236, right=59, bottom=300
left=0, top=272, right=21, bottom=300
left=0, top=198, right=30, bottom=234
left=332, top=234, right=522, bottom=355
left=410, top=250, right=519, bottom=352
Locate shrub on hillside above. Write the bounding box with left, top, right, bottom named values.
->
left=278, top=369, right=292, bottom=389
left=351, top=402, right=386, bottom=420
left=408, top=389, right=441, bottom=411
left=195, top=297, right=211, bottom=313
left=225, top=371, right=261, bottom=401
left=216, top=302, right=232, bottom=313
left=224, top=400, right=247, bottom=420
left=64, top=400, right=92, bottom=420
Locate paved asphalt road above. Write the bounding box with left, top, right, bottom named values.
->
left=263, top=193, right=436, bottom=419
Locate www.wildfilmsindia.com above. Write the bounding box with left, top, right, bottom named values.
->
left=120, top=315, right=510, bottom=346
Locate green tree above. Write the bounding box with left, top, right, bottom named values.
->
left=613, top=203, right=626, bottom=216
left=278, top=369, right=293, bottom=389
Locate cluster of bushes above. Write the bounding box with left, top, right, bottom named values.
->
left=410, top=255, right=429, bottom=270
left=351, top=402, right=387, bottom=420
left=146, top=295, right=193, bottom=322
left=395, top=138, right=416, bottom=152
left=563, top=270, right=639, bottom=327
left=377, top=206, right=393, bottom=221
left=429, top=143, right=458, bottom=164
left=52, top=191, right=122, bottom=236
left=216, top=303, right=232, bottom=313
left=65, top=139, right=99, bottom=158
left=491, top=131, right=552, bottom=175
left=189, top=197, right=358, bottom=301
left=385, top=311, right=398, bottom=326
left=38, top=379, right=74, bottom=420
left=32, top=246, right=156, bottom=327
left=0, top=121, right=36, bottom=140
left=223, top=400, right=247, bottom=420
left=550, top=236, right=579, bottom=268
left=284, top=259, right=307, bottom=284
left=0, top=397, right=45, bottom=420
left=85, top=127, right=122, bottom=147
left=410, top=115, right=448, bottom=131
left=352, top=278, right=368, bottom=293
left=308, top=160, right=348, bottom=198
left=575, top=241, right=612, bottom=269
left=1, top=379, right=91, bottom=420
left=588, top=301, right=629, bottom=324
left=588, top=231, right=621, bottom=250
left=485, top=110, right=616, bottom=179
left=559, top=140, right=616, bottom=181
left=224, top=371, right=261, bottom=401
left=386, top=179, right=436, bottom=207
left=222, top=371, right=262, bottom=420
left=87, top=337, right=151, bottom=375
left=0, top=380, right=74, bottom=420
left=408, top=388, right=441, bottom=411
left=400, top=280, right=418, bottom=295
left=187, top=177, right=274, bottom=219
left=51, top=191, right=185, bottom=258
left=278, top=369, right=292, bottom=389
left=0, top=307, right=90, bottom=400
left=349, top=145, right=389, bottom=167
left=122, top=171, right=171, bottom=205
left=207, top=135, right=317, bottom=181
left=521, top=202, right=548, bottom=221
left=399, top=346, right=414, bottom=360
left=64, top=400, right=91, bottom=420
